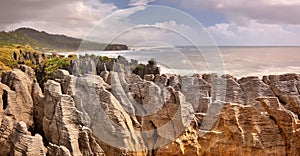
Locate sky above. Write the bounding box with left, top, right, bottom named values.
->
left=0, top=0, right=299, bottom=46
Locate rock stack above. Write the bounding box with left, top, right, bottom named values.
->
left=133, top=58, right=160, bottom=78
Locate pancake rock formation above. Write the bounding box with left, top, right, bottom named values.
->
left=0, top=58, right=299, bottom=156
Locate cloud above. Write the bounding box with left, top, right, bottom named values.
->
left=115, top=20, right=196, bottom=45
left=1, top=0, right=299, bottom=46
left=178, top=0, right=300, bottom=25
left=207, top=20, right=300, bottom=46
left=171, top=0, right=300, bottom=45
left=0, top=0, right=117, bottom=37
left=128, top=0, right=155, bottom=6
left=83, top=19, right=193, bottom=46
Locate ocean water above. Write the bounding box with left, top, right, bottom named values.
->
left=62, top=46, right=300, bottom=78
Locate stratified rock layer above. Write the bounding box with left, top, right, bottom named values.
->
left=0, top=63, right=299, bottom=156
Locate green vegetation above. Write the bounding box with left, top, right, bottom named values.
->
left=0, top=44, right=37, bottom=70
left=44, top=57, right=72, bottom=77
left=136, top=64, right=145, bottom=70
left=0, top=28, right=112, bottom=52
left=99, top=56, right=116, bottom=62
left=36, top=55, right=77, bottom=89
left=0, top=27, right=128, bottom=87
left=15, top=28, right=81, bottom=51
left=0, top=31, right=51, bottom=51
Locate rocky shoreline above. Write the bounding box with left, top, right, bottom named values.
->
left=0, top=55, right=299, bottom=155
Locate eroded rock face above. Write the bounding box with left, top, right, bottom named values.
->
left=257, top=97, right=300, bottom=155
left=58, top=73, right=147, bottom=155
left=47, top=95, right=82, bottom=155
left=71, top=59, right=97, bottom=76
left=1, top=69, right=35, bottom=127
left=0, top=67, right=45, bottom=155
left=0, top=116, right=15, bottom=155
left=42, top=79, right=106, bottom=156
left=0, top=63, right=299, bottom=156
left=198, top=103, right=287, bottom=155
left=153, top=74, right=300, bottom=156
left=44, top=69, right=300, bottom=156
left=10, top=121, right=47, bottom=155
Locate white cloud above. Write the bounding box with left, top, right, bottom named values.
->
left=81, top=19, right=214, bottom=47
left=128, top=0, right=155, bottom=6
left=207, top=20, right=300, bottom=46
left=116, top=20, right=196, bottom=45
left=174, top=0, right=300, bottom=45
left=0, top=0, right=117, bottom=37
left=1, top=0, right=299, bottom=46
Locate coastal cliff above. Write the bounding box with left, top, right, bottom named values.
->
left=0, top=56, right=299, bottom=156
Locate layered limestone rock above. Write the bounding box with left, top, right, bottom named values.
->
left=40, top=69, right=300, bottom=156
left=54, top=70, right=147, bottom=155
left=153, top=74, right=300, bottom=156
left=122, top=73, right=195, bottom=154
left=47, top=94, right=83, bottom=155
left=42, top=79, right=106, bottom=156
left=197, top=103, right=287, bottom=155
left=10, top=121, right=47, bottom=155
left=0, top=62, right=299, bottom=156
left=0, top=116, right=15, bottom=154
left=0, top=66, right=47, bottom=155
left=1, top=69, right=35, bottom=127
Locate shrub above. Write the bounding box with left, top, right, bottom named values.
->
left=99, top=56, right=115, bottom=62
left=136, top=64, right=145, bottom=70
left=44, top=57, right=71, bottom=76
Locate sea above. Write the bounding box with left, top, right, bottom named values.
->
left=60, top=46, right=300, bottom=78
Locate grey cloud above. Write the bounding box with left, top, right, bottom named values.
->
left=0, top=0, right=74, bottom=23
left=178, top=0, right=300, bottom=25
left=0, top=0, right=117, bottom=37
left=221, top=4, right=300, bottom=25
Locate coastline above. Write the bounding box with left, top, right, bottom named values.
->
left=57, top=46, right=300, bottom=79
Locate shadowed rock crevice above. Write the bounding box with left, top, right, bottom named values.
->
left=2, top=90, right=8, bottom=110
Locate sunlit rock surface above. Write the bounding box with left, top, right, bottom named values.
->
left=0, top=61, right=299, bottom=156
